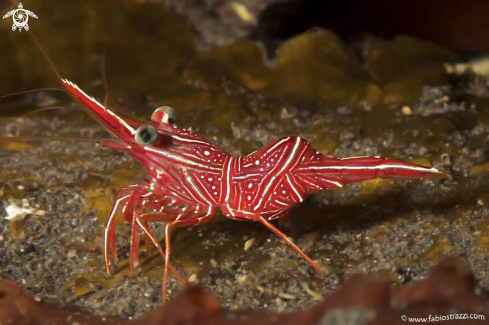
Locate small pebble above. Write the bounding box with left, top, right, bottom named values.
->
left=336, top=106, right=351, bottom=114
left=229, top=2, right=256, bottom=25
left=188, top=273, right=197, bottom=282
left=301, top=232, right=319, bottom=244
left=244, top=238, right=255, bottom=251
left=477, top=199, right=484, bottom=206
left=210, top=258, right=218, bottom=268
left=237, top=274, right=247, bottom=283
left=280, top=107, right=295, bottom=119
left=402, top=106, right=413, bottom=115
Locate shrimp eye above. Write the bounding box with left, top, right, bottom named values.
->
left=135, top=125, right=158, bottom=146
left=151, top=106, right=176, bottom=125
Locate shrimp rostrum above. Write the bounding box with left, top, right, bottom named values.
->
left=59, top=79, right=449, bottom=301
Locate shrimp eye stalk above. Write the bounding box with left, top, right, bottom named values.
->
left=135, top=125, right=158, bottom=145
left=151, top=106, right=177, bottom=125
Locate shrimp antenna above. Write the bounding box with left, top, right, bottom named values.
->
left=22, top=10, right=136, bottom=128
left=27, top=28, right=62, bottom=81
left=99, top=50, right=111, bottom=112
left=0, top=88, right=65, bottom=100
left=5, top=0, right=60, bottom=80
left=1, top=135, right=128, bottom=151
left=0, top=135, right=110, bottom=145
left=97, top=50, right=130, bottom=120
left=7, top=106, right=79, bottom=121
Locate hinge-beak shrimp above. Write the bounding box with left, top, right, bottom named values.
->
left=8, top=24, right=449, bottom=302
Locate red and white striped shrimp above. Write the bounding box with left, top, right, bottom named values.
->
left=63, top=79, right=449, bottom=301
left=8, top=24, right=449, bottom=302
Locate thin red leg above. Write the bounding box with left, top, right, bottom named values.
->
left=127, top=191, right=159, bottom=272
left=138, top=211, right=179, bottom=221
left=169, top=206, right=214, bottom=228
left=135, top=218, right=185, bottom=286
left=162, top=223, right=172, bottom=302
left=258, top=215, right=325, bottom=278
left=104, top=186, right=138, bottom=273
left=129, top=213, right=141, bottom=272
left=138, top=204, right=201, bottom=222
left=141, top=220, right=152, bottom=254
left=139, top=206, right=215, bottom=302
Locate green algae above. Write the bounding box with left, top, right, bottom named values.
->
left=470, top=162, right=489, bottom=176
left=475, top=236, right=489, bottom=248
left=420, top=235, right=455, bottom=263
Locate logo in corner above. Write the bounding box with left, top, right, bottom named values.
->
left=2, top=3, right=38, bottom=32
